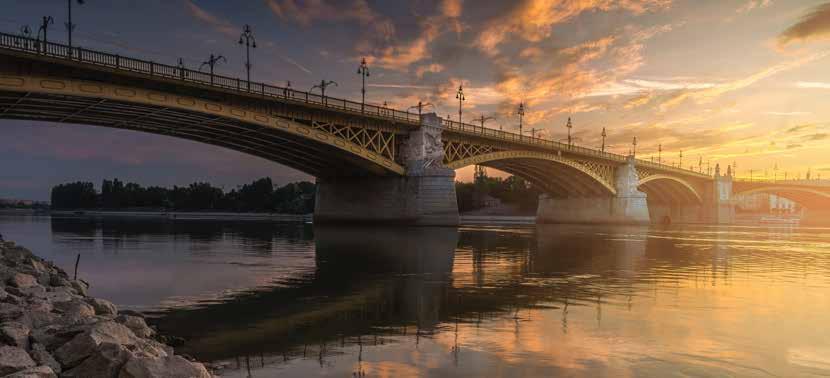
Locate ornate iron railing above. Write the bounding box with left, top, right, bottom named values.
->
left=0, top=31, right=710, bottom=178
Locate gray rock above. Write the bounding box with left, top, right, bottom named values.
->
left=1, top=365, right=56, bottom=378
left=68, top=281, right=87, bottom=297
left=115, top=316, right=154, bottom=339
left=27, top=344, right=59, bottom=375
left=53, top=321, right=139, bottom=367
left=0, top=346, right=35, bottom=376
left=52, top=301, right=94, bottom=326
left=87, top=298, right=118, bottom=317
left=46, top=276, right=69, bottom=289
left=118, top=355, right=212, bottom=378
left=0, top=304, right=22, bottom=323
left=7, top=275, right=36, bottom=290
left=28, top=325, right=87, bottom=352
left=42, top=288, right=73, bottom=304
left=0, top=323, right=29, bottom=349
left=61, top=342, right=130, bottom=377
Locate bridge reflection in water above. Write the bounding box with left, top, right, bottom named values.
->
left=140, top=224, right=673, bottom=375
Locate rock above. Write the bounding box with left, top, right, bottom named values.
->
left=53, top=321, right=139, bottom=368
left=0, top=346, right=35, bottom=375
left=116, top=316, right=154, bottom=338
left=68, top=281, right=87, bottom=297
left=29, top=325, right=87, bottom=353
left=118, top=355, right=212, bottom=378
left=0, top=365, right=56, bottom=378
left=52, top=301, right=95, bottom=326
left=0, top=304, right=22, bottom=323
left=61, top=342, right=131, bottom=377
left=87, top=298, right=118, bottom=317
left=27, top=344, right=59, bottom=375
left=47, top=276, right=69, bottom=289
left=0, top=323, right=29, bottom=349
left=7, top=274, right=36, bottom=290
left=42, top=288, right=73, bottom=304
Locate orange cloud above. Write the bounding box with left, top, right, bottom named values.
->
left=778, top=2, right=830, bottom=47
left=183, top=0, right=237, bottom=38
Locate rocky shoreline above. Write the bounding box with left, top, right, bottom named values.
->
left=0, top=240, right=213, bottom=377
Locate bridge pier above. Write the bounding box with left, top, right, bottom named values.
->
left=701, top=166, right=735, bottom=224
left=537, top=157, right=650, bottom=225
left=313, top=113, right=459, bottom=226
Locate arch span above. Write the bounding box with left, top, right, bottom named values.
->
left=446, top=150, right=617, bottom=196
left=0, top=74, right=405, bottom=177
left=735, top=186, right=830, bottom=209
left=638, top=174, right=702, bottom=205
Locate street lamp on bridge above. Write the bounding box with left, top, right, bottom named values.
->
left=679, top=150, right=683, bottom=169
left=517, top=102, right=525, bottom=138
left=357, top=57, right=370, bottom=112
left=632, top=136, right=637, bottom=157
left=65, top=0, right=84, bottom=51
left=199, top=54, right=226, bottom=85
left=311, top=80, right=338, bottom=98
left=456, top=85, right=465, bottom=124
left=601, top=127, right=606, bottom=152
left=658, top=144, right=662, bottom=164
left=472, top=114, right=495, bottom=132
left=37, top=16, right=54, bottom=48
left=238, top=24, right=257, bottom=91
left=408, top=101, right=433, bottom=118
left=566, top=117, right=573, bottom=148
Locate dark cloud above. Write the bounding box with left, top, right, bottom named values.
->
left=787, top=124, right=814, bottom=133
left=804, top=133, right=828, bottom=141
left=787, top=143, right=803, bottom=149
left=778, top=2, right=830, bottom=46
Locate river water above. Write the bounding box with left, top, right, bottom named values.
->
left=1, top=214, right=829, bottom=377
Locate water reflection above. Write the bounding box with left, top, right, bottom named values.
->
left=3, top=215, right=830, bottom=376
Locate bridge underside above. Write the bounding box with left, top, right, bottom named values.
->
left=481, top=159, right=613, bottom=198
left=0, top=90, right=393, bottom=177
left=639, top=178, right=704, bottom=224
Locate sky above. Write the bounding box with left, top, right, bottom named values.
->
left=3, top=0, right=830, bottom=200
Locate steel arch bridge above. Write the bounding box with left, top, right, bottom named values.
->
left=1, top=32, right=828, bottom=224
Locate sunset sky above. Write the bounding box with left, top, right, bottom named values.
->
left=3, top=0, right=830, bottom=200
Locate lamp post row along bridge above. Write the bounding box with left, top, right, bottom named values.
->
left=1, top=32, right=829, bottom=225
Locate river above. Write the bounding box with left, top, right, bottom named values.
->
left=1, top=214, right=829, bottom=377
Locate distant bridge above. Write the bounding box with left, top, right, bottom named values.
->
left=0, top=32, right=827, bottom=225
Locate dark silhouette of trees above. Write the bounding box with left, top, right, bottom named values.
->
left=50, top=178, right=316, bottom=213
left=456, top=175, right=542, bottom=213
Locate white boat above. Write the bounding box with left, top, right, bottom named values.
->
left=759, top=216, right=800, bottom=225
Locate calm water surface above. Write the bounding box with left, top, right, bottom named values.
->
left=2, top=214, right=830, bottom=377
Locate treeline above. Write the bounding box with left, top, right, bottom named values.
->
left=456, top=175, right=542, bottom=213
left=51, top=178, right=316, bottom=213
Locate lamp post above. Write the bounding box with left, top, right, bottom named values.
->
left=699, top=156, right=703, bottom=173
left=658, top=144, right=662, bottom=164
left=566, top=117, right=573, bottom=147
left=632, top=136, right=637, bottom=157
left=238, top=24, right=256, bottom=91
left=283, top=80, right=292, bottom=97
left=311, top=80, right=338, bottom=98
left=408, top=101, right=433, bottom=118
left=199, top=54, right=226, bottom=85
left=679, top=150, right=683, bottom=169
left=601, top=127, right=606, bottom=152
left=357, top=58, right=370, bottom=113
left=38, top=16, right=54, bottom=49
left=517, top=102, right=525, bottom=138
left=456, top=85, right=465, bottom=124
left=472, top=114, right=495, bottom=132
left=65, top=0, right=83, bottom=50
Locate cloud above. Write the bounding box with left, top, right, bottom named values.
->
left=265, top=0, right=395, bottom=40
left=765, top=111, right=811, bottom=116
left=737, top=0, right=772, bottom=14
left=475, top=0, right=670, bottom=54
left=804, top=133, right=828, bottom=141
left=658, top=51, right=830, bottom=111
left=183, top=0, right=237, bottom=38
left=796, top=81, right=830, bottom=88
left=778, top=2, right=830, bottom=46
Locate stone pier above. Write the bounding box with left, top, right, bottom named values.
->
left=701, top=165, right=736, bottom=224
left=314, top=113, right=459, bottom=226
left=537, top=157, right=650, bottom=225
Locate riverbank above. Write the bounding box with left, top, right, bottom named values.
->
left=0, top=239, right=213, bottom=377
left=49, top=210, right=312, bottom=223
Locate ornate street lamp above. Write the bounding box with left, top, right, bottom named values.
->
left=517, top=102, right=525, bottom=138
left=566, top=117, right=573, bottom=147
left=456, top=85, right=465, bottom=124
left=311, top=80, right=338, bottom=97
left=199, top=54, right=226, bottom=85
left=658, top=144, right=662, bottom=164
left=408, top=101, right=433, bottom=117
left=357, top=58, right=370, bottom=112
left=472, top=114, right=495, bottom=132
left=65, top=0, right=84, bottom=50
left=238, top=24, right=257, bottom=91
left=632, top=136, right=637, bottom=157
left=601, top=127, right=606, bottom=152
left=38, top=16, right=54, bottom=48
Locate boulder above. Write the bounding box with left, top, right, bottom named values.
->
left=61, top=342, right=131, bottom=377
left=7, top=275, right=36, bottom=290
left=118, top=355, right=212, bottom=378
left=53, top=321, right=139, bottom=367
left=42, top=288, right=73, bottom=304
left=0, top=346, right=35, bottom=375
left=87, top=298, right=118, bottom=317
left=116, top=316, right=154, bottom=338
left=0, top=304, right=22, bottom=323
left=0, top=323, right=29, bottom=349
left=68, top=281, right=87, bottom=297
left=0, top=365, right=56, bottom=378
left=27, top=344, right=59, bottom=375
left=52, top=301, right=95, bottom=326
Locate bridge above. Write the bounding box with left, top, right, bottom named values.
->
left=0, top=32, right=827, bottom=226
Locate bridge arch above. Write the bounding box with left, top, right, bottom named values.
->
left=638, top=174, right=702, bottom=205
left=445, top=150, right=617, bottom=197
left=0, top=74, right=405, bottom=177
left=734, top=186, right=830, bottom=209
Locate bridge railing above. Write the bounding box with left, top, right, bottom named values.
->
left=0, top=32, right=423, bottom=125
left=0, top=32, right=711, bottom=178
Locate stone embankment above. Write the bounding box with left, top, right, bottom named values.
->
left=0, top=240, right=212, bottom=377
